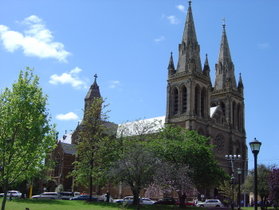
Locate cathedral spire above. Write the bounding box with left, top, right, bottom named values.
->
left=203, top=54, right=210, bottom=75
left=203, top=54, right=212, bottom=85
left=238, top=73, right=244, bottom=89
left=214, top=23, right=237, bottom=90
left=218, top=23, right=232, bottom=65
left=168, top=52, right=175, bottom=75
left=177, top=1, right=202, bottom=73
left=85, top=74, right=101, bottom=110
left=182, top=0, right=197, bottom=45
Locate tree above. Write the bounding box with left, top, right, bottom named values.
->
left=71, top=97, right=110, bottom=200
left=149, top=125, right=226, bottom=194
left=243, top=164, right=271, bottom=208
left=0, top=68, right=56, bottom=210
left=268, top=168, right=279, bottom=209
left=110, top=143, right=159, bottom=207
left=154, top=161, right=194, bottom=208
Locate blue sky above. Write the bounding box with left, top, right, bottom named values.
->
left=0, top=0, right=278, bottom=169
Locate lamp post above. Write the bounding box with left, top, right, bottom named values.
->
left=249, top=138, right=262, bottom=210
left=225, top=155, right=241, bottom=210
left=237, top=168, right=242, bottom=210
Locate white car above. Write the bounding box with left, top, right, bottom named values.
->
left=0, top=190, right=22, bottom=198
left=141, top=198, right=155, bottom=205
left=113, top=196, right=134, bottom=204
left=32, top=192, right=59, bottom=199
left=196, top=199, right=224, bottom=208
left=97, top=194, right=114, bottom=202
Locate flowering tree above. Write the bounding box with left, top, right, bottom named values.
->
left=268, top=168, right=279, bottom=209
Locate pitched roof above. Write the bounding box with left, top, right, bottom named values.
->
left=60, top=142, right=76, bottom=155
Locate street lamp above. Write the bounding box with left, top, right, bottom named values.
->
left=225, top=154, right=241, bottom=210
left=249, top=138, right=262, bottom=210
left=237, top=168, right=242, bottom=210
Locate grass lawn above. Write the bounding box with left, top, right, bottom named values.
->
left=0, top=198, right=197, bottom=210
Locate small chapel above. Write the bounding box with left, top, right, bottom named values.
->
left=49, top=1, right=247, bottom=196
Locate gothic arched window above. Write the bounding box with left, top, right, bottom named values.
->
left=220, top=102, right=226, bottom=118
left=214, top=134, right=225, bottom=152
left=232, top=101, right=236, bottom=128
left=173, top=87, right=179, bottom=115
left=237, top=104, right=241, bottom=131
left=201, top=87, right=206, bottom=118
left=195, top=85, right=200, bottom=116
left=182, top=86, right=187, bottom=113
left=54, top=154, right=61, bottom=177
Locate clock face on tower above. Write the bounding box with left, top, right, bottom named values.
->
left=214, top=134, right=225, bottom=152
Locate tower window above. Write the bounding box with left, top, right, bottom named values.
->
left=195, top=85, right=200, bottom=116
left=173, top=88, right=179, bottom=115
left=201, top=88, right=206, bottom=118
left=182, top=86, right=187, bottom=113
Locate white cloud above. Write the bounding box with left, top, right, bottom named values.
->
left=167, top=15, right=179, bottom=25
left=154, top=36, right=165, bottom=43
left=176, top=5, right=186, bottom=13
left=49, top=67, right=87, bottom=89
left=0, top=15, right=70, bottom=62
left=56, top=112, right=79, bottom=121
left=257, top=42, right=270, bottom=49
left=108, top=80, right=121, bottom=89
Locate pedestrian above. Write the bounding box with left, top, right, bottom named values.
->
left=106, top=191, right=110, bottom=203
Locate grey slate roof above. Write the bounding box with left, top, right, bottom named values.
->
left=60, top=142, right=76, bottom=155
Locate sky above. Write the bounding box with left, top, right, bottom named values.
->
left=0, top=0, right=278, bottom=169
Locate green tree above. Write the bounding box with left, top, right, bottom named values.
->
left=243, top=164, right=271, bottom=208
left=149, top=125, right=226, bottom=194
left=109, top=142, right=158, bottom=207
left=0, top=68, right=56, bottom=210
left=71, top=97, right=110, bottom=200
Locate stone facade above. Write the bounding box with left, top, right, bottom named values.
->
left=165, top=3, right=247, bottom=176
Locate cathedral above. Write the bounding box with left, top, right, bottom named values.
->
left=50, top=1, right=247, bottom=194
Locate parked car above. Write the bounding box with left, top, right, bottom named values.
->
left=97, top=194, right=114, bottom=202
left=32, top=192, right=59, bottom=199
left=154, top=197, right=176, bottom=205
left=113, top=196, right=133, bottom=204
left=0, top=190, right=22, bottom=198
left=69, top=194, right=98, bottom=201
left=196, top=199, right=224, bottom=208
left=176, top=200, right=195, bottom=206
left=59, top=192, right=80, bottom=200
left=141, top=198, right=156, bottom=205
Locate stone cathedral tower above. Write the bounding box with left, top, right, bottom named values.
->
left=166, top=2, right=247, bottom=174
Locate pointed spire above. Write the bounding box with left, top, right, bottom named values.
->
left=204, top=53, right=209, bottom=66
left=218, top=22, right=232, bottom=65
left=182, top=0, right=197, bottom=44
left=176, top=1, right=202, bottom=72
left=85, top=74, right=101, bottom=101
left=238, top=73, right=244, bottom=89
left=203, top=54, right=211, bottom=86
left=214, top=22, right=237, bottom=90
left=168, top=52, right=175, bottom=75
left=203, top=54, right=210, bottom=76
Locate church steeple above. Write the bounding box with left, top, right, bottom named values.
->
left=203, top=54, right=212, bottom=85
left=168, top=52, right=175, bottom=75
left=176, top=1, right=202, bottom=73
left=214, top=23, right=237, bottom=90
left=84, top=74, right=101, bottom=111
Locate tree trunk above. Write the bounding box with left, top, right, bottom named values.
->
left=89, top=174, right=93, bottom=201
left=178, top=192, right=186, bottom=208
left=1, top=188, right=8, bottom=210
left=132, top=189, right=140, bottom=206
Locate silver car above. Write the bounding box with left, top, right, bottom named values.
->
left=196, top=199, right=224, bottom=208
left=32, top=192, right=59, bottom=199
